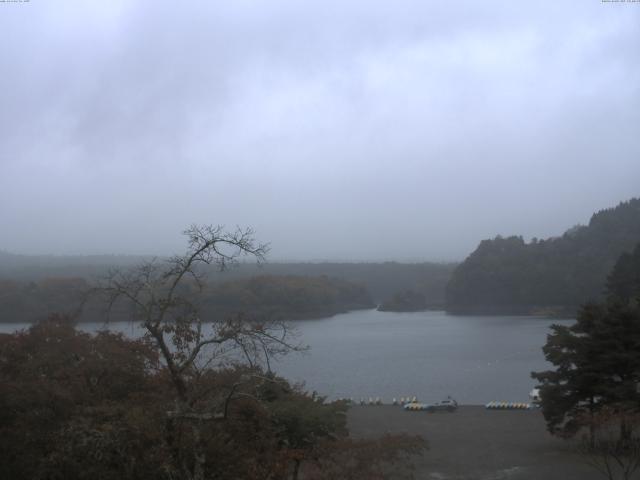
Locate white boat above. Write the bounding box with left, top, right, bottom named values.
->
left=529, top=388, right=541, bottom=403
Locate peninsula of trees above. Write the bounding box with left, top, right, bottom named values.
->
left=0, top=255, right=455, bottom=323
left=0, top=254, right=455, bottom=306
left=201, top=275, right=375, bottom=320
left=0, top=274, right=375, bottom=324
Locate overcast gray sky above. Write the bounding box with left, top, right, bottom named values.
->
left=0, top=1, right=638, bottom=261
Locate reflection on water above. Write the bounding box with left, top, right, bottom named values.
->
left=0, top=309, right=573, bottom=404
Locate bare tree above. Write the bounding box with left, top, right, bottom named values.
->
left=98, top=225, right=303, bottom=480
left=579, top=408, right=640, bottom=480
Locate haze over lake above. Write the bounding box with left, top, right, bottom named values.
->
left=1, top=310, right=572, bottom=405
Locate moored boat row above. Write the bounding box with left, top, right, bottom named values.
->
left=336, top=396, right=421, bottom=406
left=485, top=401, right=532, bottom=409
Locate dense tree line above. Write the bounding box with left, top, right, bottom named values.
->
left=0, top=252, right=456, bottom=306
left=0, top=277, right=89, bottom=323
left=202, top=275, right=375, bottom=320
left=446, top=198, right=640, bottom=315
left=215, top=262, right=456, bottom=305
left=0, top=274, right=374, bottom=324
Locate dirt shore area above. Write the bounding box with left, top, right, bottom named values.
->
left=347, top=405, right=603, bottom=480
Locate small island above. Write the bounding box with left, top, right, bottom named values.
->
left=377, top=289, right=428, bottom=312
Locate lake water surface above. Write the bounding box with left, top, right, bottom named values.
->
left=273, top=309, right=573, bottom=404
left=1, top=309, right=573, bottom=405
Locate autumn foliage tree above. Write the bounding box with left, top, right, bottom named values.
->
left=0, top=315, right=167, bottom=480
left=0, top=316, right=426, bottom=480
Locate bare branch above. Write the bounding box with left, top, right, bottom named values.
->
left=94, top=225, right=297, bottom=411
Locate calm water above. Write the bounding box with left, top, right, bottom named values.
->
left=274, top=310, right=572, bottom=404
left=0, top=309, right=572, bottom=405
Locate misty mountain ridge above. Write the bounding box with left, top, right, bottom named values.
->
left=2, top=197, right=639, bottom=319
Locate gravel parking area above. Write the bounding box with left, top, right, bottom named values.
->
left=347, top=405, right=603, bottom=480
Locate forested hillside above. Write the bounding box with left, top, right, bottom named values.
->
left=446, top=198, right=640, bottom=315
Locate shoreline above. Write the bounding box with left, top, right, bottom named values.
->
left=347, top=405, right=601, bottom=480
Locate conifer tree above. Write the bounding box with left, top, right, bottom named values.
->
left=532, top=243, right=640, bottom=440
